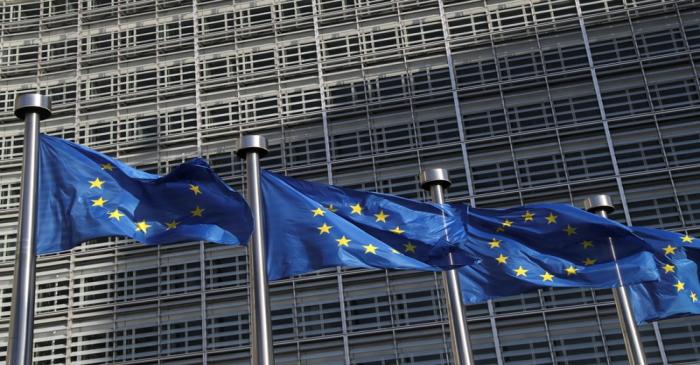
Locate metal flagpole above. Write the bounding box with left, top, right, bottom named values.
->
left=237, top=135, right=274, bottom=365
left=420, top=168, right=474, bottom=365
left=7, top=94, right=52, bottom=365
left=584, top=194, right=648, bottom=365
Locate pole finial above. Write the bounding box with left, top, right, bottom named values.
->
left=420, top=168, right=451, bottom=190
left=14, top=94, right=52, bottom=120
left=237, top=135, right=269, bottom=158
left=583, top=194, right=615, bottom=214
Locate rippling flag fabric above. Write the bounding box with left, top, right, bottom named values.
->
left=260, top=170, right=477, bottom=280
left=37, top=134, right=253, bottom=254
left=455, top=204, right=660, bottom=304
left=627, top=227, right=700, bottom=324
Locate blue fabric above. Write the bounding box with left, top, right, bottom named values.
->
left=455, top=204, right=660, bottom=304
left=37, top=134, right=253, bottom=254
left=260, top=170, right=477, bottom=280
left=627, top=227, right=700, bottom=324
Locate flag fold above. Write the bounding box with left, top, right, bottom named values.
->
left=627, top=227, right=700, bottom=323
left=455, top=204, right=662, bottom=304
left=37, top=134, right=253, bottom=254
left=260, top=170, right=476, bottom=280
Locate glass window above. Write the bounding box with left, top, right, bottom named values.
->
left=539, top=27, right=588, bottom=73
left=672, top=169, right=700, bottom=228
left=461, top=88, right=507, bottom=139
left=512, top=131, right=566, bottom=188
left=609, top=119, right=666, bottom=173
left=495, top=37, right=543, bottom=81
left=558, top=124, right=614, bottom=181
left=503, top=80, right=556, bottom=133
left=622, top=172, right=682, bottom=229
left=467, top=137, right=518, bottom=194
left=597, top=64, right=652, bottom=119
left=586, top=21, right=637, bottom=66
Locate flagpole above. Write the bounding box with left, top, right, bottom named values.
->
left=8, top=94, right=52, bottom=365
left=584, top=194, right=648, bottom=365
left=237, top=135, right=274, bottom=365
left=420, top=168, right=474, bottom=365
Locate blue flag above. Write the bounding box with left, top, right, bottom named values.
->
left=627, top=227, right=700, bottom=324
left=37, top=134, right=253, bottom=254
left=260, top=170, right=477, bottom=280
left=455, top=204, right=660, bottom=304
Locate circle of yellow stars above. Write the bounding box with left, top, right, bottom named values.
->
left=490, top=209, right=699, bottom=306
left=87, top=162, right=209, bottom=236
left=488, top=210, right=591, bottom=285
left=311, top=202, right=414, bottom=258
left=658, top=231, right=697, bottom=304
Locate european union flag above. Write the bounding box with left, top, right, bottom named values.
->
left=260, top=170, right=476, bottom=280
left=455, top=204, right=660, bottom=304
left=627, top=227, right=700, bottom=323
left=37, top=134, right=253, bottom=254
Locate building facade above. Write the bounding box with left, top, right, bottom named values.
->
left=1, top=0, right=700, bottom=363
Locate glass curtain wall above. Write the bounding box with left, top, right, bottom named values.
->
left=0, top=0, right=699, bottom=364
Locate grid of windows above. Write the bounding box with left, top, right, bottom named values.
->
left=1, top=0, right=700, bottom=364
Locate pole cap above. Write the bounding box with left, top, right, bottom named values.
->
left=583, top=194, right=615, bottom=214
left=420, top=168, right=451, bottom=190
left=14, top=93, right=52, bottom=120
left=236, top=135, right=269, bottom=158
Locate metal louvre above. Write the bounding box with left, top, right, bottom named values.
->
left=1, top=0, right=700, bottom=364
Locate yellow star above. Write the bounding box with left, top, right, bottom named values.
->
left=391, top=248, right=400, bottom=254
left=91, top=197, right=107, bottom=207
left=496, top=227, right=505, bottom=232
left=674, top=280, right=685, bottom=292
left=390, top=226, right=405, bottom=234
left=312, top=207, right=325, bottom=217
left=350, top=203, right=363, bottom=215
left=108, top=209, right=125, bottom=221
left=540, top=272, right=554, bottom=282
left=682, top=234, right=694, bottom=243
left=545, top=213, right=557, bottom=224
left=327, top=204, right=338, bottom=212
left=564, top=225, right=577, bottom=236
left=374, top=210, right=389, bottom=223
left=101, top=163, right=114, bottom=171
left=318, top=223, right=332, bottom=234
left=663, top=245, right=677, bottom=255
left=191, top=206, right=205, bottom=217
left=663, top=264, right=676, bottom=273
left=89, top=177, right=105, bottom=189
left=336, top=235, right=351, bottom=247
left=495, top=254, right=508, bottom=264
left=166, top=220, right=179, bottom=230
left=189, top=184, right=202, bottom=195
left=522, top=211, right=535, bottom=222
left=565, top=266, right=578, bottom=276
left=502, top=219, right=513, bottom=228
left=581, top=240, right=594, bottom=249
left=363, top=244, right=378, bottom=254
left=583, top=257, right=597, bottom=266
left=514, top=266, right=528, bottom=277
left=404, top=242, right=416, bottom=253
left=692, top=292, right=698, bottom=303
left=488, top=238, right=501, bottom=249
left=135, top=220, right=151, bottom=233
